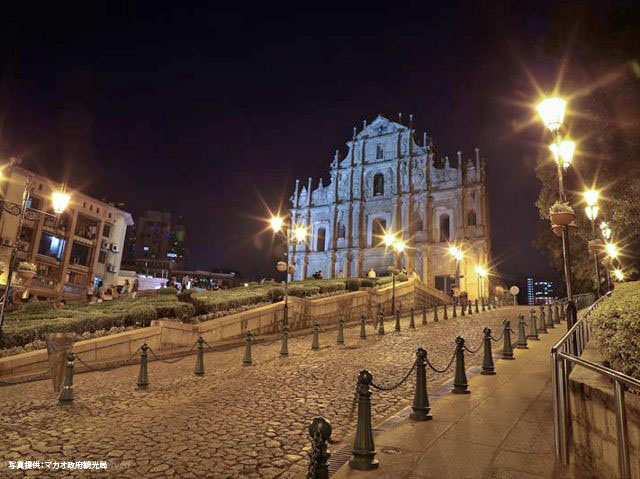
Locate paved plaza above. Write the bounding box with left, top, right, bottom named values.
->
left=1, top=306, right=527, bottom=478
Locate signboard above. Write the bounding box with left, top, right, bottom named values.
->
left=510, top=286, right=520, bottom=296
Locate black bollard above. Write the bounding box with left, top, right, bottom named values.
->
left=395, top=309, right=401, bottom=332
left=337, top=318, right=345, bottom=345
left=422, top=306, right=427, bottom=326
left=546, top=305, right=555, bottom=329
left=58, top=353, right=76, bottom=403
left=243, top=331, right=254, bottom=364
left=443, top=302, right=448, bottom=320
left=468, top=300, right=473, bottom=316
left=538, top=306, right=548, bottom=334
left=516, top=314, right=528, bottom=349
left=561, top=301, right=567, bottom=321
left=137, top=343, right=149, bottom=389
left=433, top=305, right=439, bottom=322
left=349, top=370, right=379, bottom=470
left=377, top=312, right=385, bottom=335
left=280, top=324, right=289, bottom=356
left=461, top=300, right=466, bottom=316
left=452, top=299, right=457, bottom=318
left=501, top=321, right=515, bottom=360
left=528, top=310, right=539, bottom=340
left=360, top=315, right=367, bottom=339
left=487, top=299, right=492, bottom=310
left=553, top=303, right=560, bottom=324
left=482, top=297, right=486, bottom=312
left=307, top=417, right=332, bottom=479
left=480, top=328, right=495, bottom=375
left=452, top=337, right=470, bottom=394
left=475, top=298, right=479, bottom=313
left=409, top=308, right=415, bottom=329
left=195, top=337, right=205, bottom=375
left=311, top=321, right=320, bottom=350
left=410, top=348, right=432, bottom=421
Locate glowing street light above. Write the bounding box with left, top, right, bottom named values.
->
left=393, top=240, right=406, bottom=253
left=52, top=191, right=71, bottom=215
left=269, top=216, right=284, bottom=233
left=605, top=242, right=619, bottom=259
left=383, top=232, right=395, bottom=247
left=448, top=245, right=464, bottom=295
left=600, top=221, right=612, bottom=240
left=536, top=97, right=567, bottom=132
left=549, top=140, right=576, bottom=170
left=613, top=269, right=624, bottom=282
left=475, top=265, right=488, bottom=299
left=583, top=189, right=602, bottom=296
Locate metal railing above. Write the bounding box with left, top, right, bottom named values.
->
left=551, top=291, right=639, bottom=479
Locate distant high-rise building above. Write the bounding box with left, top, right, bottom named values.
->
left=124, top=211, right=188, bottom=277
left=527, top=276, right=555, bottom=305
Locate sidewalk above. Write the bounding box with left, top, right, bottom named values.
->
left=332, top=319, right=586, bottom=479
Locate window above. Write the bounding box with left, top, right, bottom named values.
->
left=371, top=218, right=386, bottom=245
left=414, top=211, right=423, bottom=232
left=467, top=210, right=477, bottom=226
left=96, top=207, right=100, bottom=214
left=439, top=214, right=450, bottom=242
left=26, top=196, right=42, bottom=210
left=376, top=144, right=384, bottom=159
left=39, top=234, right=66, bottom=260
left=103, top=223, right=112, bottom=238
left=98, top=250, right=107, bottom=264
left=373, top=173, right=384, bottom=196
left=316, top=227, right=326, bottom=252
left=75, top=214, right=99, bottom=240
left=70, top=242, right=92, bottom=267
left=435, top=275, right=454, bottom=295
left=20, top=227, right=34, bottom=243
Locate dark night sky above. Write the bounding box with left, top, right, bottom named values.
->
left=0, top=1, right=633, bottom=283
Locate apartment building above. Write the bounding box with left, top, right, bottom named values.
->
left=0, top=165, right=133, bottom=300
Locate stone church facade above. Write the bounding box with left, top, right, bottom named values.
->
left=289, top=115, right=492, bottom=300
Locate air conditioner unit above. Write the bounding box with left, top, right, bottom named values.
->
left=2, top=238, right=12, bottom=247
left=101, top=239, right=109, bottom=250
left=110, top=244, right=119, bottom=253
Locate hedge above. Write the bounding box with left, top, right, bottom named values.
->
left=590, top=281, right=640, bottom=380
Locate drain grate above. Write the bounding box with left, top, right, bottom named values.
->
left=328, top=444, right=352, bottom=476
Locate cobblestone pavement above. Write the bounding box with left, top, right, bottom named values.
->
left=0, top=305, right=532, bottom=478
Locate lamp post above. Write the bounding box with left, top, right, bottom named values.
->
left=536, top=97, right=577, bottom=330
left=269, top=216, right=306, bottom=327
left=384, top=232, right=405, bottom=315
left=0, top=173, right=71, bottom=334
left=448, top=245, right=464, bottom=298
left=583, top=189, right=602, bottom=297
left=604, top=242, right=620, bottom=292
left=599, top=221, right=612, bottom=291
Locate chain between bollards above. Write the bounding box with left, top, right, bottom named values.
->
left=349, top=370, right=378, bottom=470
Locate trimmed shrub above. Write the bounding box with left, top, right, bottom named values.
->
left=22, top=302, right=55, bottom=314
left=396, top=273, right=408, bottom=282
left=267, top=287, right=285, bottom=303
left=158, top=287, right=178, bottom=295
left=177, top=289, right=194, bottom=302
left=287, top=285, right=306, bottom=298
left=360, top=279, right=375, bottom=288
left=590, top=282, right=640, bottom=380
left=123, top=306, right=158, bottom=327
left=346, top=278, right=361, bottom=292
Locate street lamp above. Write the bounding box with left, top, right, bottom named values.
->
left=269, top=215, right=306, bottom=327
left=0, top=173, right=71, bottom=334
left=613, top=269, right=624, bottom=282
left=604, top=242, right=620, bottom=292
left=475, top=265, right=488, bottom=300
left=599, top=222, right=612, bottom=291
left=583, top=189, right=603, bottom=297
left=385, top=234, right=405, bottom=315
left=536, top=96, right=577, bottom=330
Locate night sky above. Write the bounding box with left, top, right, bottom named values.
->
left=0, top=2, right=633, bottom=283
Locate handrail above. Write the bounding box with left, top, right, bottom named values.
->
left=551, top=290, right=634, bottom=479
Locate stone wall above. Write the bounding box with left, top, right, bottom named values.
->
left=568, top=344, right=640, bottom=478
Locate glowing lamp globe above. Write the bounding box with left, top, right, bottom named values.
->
left=394, top=240, right=406, bottom=253
left=536, top=98, right=567, bottom=132
left=293, top=226, right=307, bottom=242
left=585, top=206, right=599, bottom=221
left=270, top=216, right=284, bottom=233
left=52, top=191, right=71, bottom=214
left=549, top=140, right=575, bottom=169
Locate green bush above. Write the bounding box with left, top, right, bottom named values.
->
left=346, top=278, right=361, bottom=292
left=287, top=285, right=306, bottom=298
left=123, top=306, right=158, bottom=327
left=177, top=289, right=194, bottom=302
left=360, top=279, right=375, bottom=288
left=376, top=276, right=394, bottom=286
left=22, top=302, right=55, bottom=314
left=590, top=282, right=640, bottom=380
left=267, top=287, right=285, bottom=303
left=158, top=287, right=178, bottom=295
left=396, top=273, right=408, bottom=282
